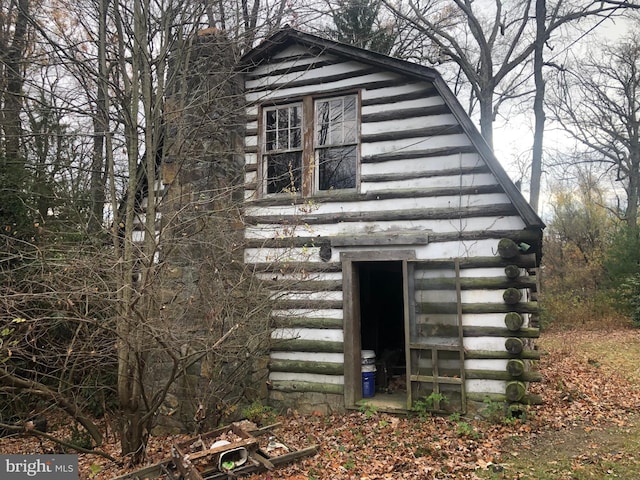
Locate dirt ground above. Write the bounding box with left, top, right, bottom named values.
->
left=2, top=328, right=640, bottom=480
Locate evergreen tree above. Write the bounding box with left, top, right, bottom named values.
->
left=327, top=0, right=394, bottom=54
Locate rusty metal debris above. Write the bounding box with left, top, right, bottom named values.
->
left=112, top=421, right=317, bottom=480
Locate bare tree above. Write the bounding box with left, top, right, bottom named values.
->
left=548, top=29, right=640, bottom=233
left=0, top=0, right=32, bottom=239
left=382, top=0, right=639, bottom=212
left=1, top=0, right=304, bottom=465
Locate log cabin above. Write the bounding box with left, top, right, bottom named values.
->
left=239, top=27, right=545, bottom=415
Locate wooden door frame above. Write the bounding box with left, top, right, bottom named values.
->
left=341, top=250, right=416, bottom=407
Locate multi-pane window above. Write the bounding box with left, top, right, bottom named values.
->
left=264, top=104, right=303, bottom=194
left=262, top=94, right=358, bottom=195
left=315, top=95, right=357, bottom=191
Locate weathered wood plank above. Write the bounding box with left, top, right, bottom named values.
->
left=245, top=58, right=338, bottom=81
left=330, top=233, right=429, bottom=247
left=362, top=145, right=477, bottom=162
left=362, top=124, right=463, bottom=143
left=466, top=369, right=541, bottom=382
left=412, top=324, right=539, bottom=338
left=244, top=185, right=505, bottom=207
left=417, top=303, right=539, bottom=315
left=465, top=349, right=541, bottom=360
left=361, top=85, right=438, bottom=106
left=362, top=104, right=450, bottom=123
left=245, top=204, right=519, bottom=225
left=262, top=279, right=343, bottom=292
left=246, top=66, right=383, bottom=94
left=270, top=339, right=344, bottom=353
left=269, top=359, right=344, bottom=375
left=269, top=380, right=344, bottom=395
left=273, top=299, right=343, bottom=310
left=415, top=276, right=536, bottom=290
left=271, top=316, right=344, bottom=329
left=248, top=261, right=342, bottom=273
left=362, top=165, right=490, bottom=183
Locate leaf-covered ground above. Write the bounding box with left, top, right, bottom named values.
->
left=3, top=328, right=640, bottom=480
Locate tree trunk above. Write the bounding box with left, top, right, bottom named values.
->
left=530, top=0, right=547, bottom=213
left=120, top=412, right=149, bottom=465
left=478, top=90, right=494, bottom=149
left=0, top=0, right=30, bottom=232
left=626, top=150, right=639, bottom=234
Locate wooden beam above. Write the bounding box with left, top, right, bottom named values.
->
left=465, top=349, right=541, bottom=360
left=417, top=302, right=539, bottom=315
left=269, top=380, right=344, bottom=395
left=362, top=164, right=491, bottom=183
left=362, top=104, right=450, bottom=123
left=269, top=360, right=344, bottom=375
left=362, top=124, right=464, bottom=143
left=272, top=316, right=343, bottom=329
left=245, top=203, right=519, bottom=225
left=271, top=339, right=344, bottom=353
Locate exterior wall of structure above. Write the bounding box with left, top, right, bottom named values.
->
left=242, top=43, right=541, bottom=413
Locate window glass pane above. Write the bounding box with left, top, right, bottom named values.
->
left=318, top=146, right=356, bottom=190
left=344, top=122, right=356, bottom=144
left=277, top=109, right=289, bottom=130
left=266, top=152, right=302, bottom=194
left=278, top=129, right=289, bottom=150
left=291, top=127, right=301, bottom=148
left=317, top=101, right=330, bottom=146
left=291, top=106, right=301, bottom=127
left=266, top=110, right=277, bottom=130
left=344, top=96, right=356, bottom=120
left=266, top=130, right=276, bottom=151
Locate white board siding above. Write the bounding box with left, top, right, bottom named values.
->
left=248, top=237, right=528, bottom=264
left=245, top=216, right=526, bottom=239
left=362, top=114, right=459, bottom=134
left=361, top=173, right=499, bottom=192
left=257, top=271, right=343, bottom=282
left=245, top=60, right=375, bottom=90
left=464, top=359, right=509, bottom=371
left=246, top=71, right=399, bottom=104
left=416, top=268, right=510, bottom=279
left=463, top=337, right=511, bottom=351
left=244, top=247, right=321, bottom=263
left=361, top=82, right=434, bottom=100
left=362, top=153, right=484, bottom=175
left=416, top=289, right=521, bottom=304
left=271, top=309, right=343, bottom=320
left=245, top=134, right=257, bottom=148
left=466, top=379, right=506, bottom=394
left=271, top=328, right=343, bottom=342
left=269, top=372, right=344, bottom=384
left=275, top=291, right=343, bottom=302
left=271, top=352, right=344, bottom=363
left=418, top=313, right=512, bottom=328
left=244, top=170, right=257, bottom=184
left=249, top=54, right=340, bottom=78
left=245, top=193, right=513, bottom=217
left=361, top=96, right=445, bottom=113
left=361, top=133, right=473, bottom=157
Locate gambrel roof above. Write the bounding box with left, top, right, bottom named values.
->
left=240, top=26, right=545, bottom=230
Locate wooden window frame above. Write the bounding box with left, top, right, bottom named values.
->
left=259, top=92, right=360, bottom=198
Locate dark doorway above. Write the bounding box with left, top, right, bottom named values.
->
left=357, top=261, right=406, bottom=397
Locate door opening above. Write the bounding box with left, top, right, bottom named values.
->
left=357, top=261, right=407, bottom=406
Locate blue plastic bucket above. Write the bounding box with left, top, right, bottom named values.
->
left=362, top=371, right=376, bottom=398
